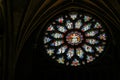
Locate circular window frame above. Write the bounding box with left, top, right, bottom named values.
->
left=39, top=8, right=111, bottom=67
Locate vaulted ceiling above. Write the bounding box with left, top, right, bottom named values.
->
left=0, top=0, right=120, bottom=80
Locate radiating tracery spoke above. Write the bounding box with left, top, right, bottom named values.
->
left=43, top=11, right=108, bottom=66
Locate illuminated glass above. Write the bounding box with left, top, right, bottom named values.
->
left=66, top=31, right=83, bottom=45
left=43, top=11, right=108, bottom=66
left=81, top=23, right=91, bottom=32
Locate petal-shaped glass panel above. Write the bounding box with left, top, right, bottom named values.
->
left=85, top=30, right=99, bottom=37
left=47, top=49, right=55, bottom=56
left=95, top=46, right=105, bottom=53
left=57, top=46, right=67, bottom=54
left=86, top=39, right=99, bottom=45
left=67, top=48, right=74, bottom=59
left=44, top=37, right=51, bottom=44
left=86, top=55, right=95, bottom=63
left=57, top=25, right=67, bottom=33
left=71, top=59, right=80, bottom=66
left=98, top=33, right=107, bottom=40
left=94, top=22, right=102, bottom=29
left=51, top=33, right=63, bottom=39
left=84, top=15, right=92, bottom=22
left=56, top=17, right=64, bottom=23
left=51, top=40, right=63, bottom=47
left=82, top=44, right=94, bottom=53
left=81, top=23, right=91, bottom=32
left=76, top=48, right=84, bottom=59
left=69, top=13, right=77, bottom=20
left=66, top=20, right=73, bottom=29
left=75, top=20, right=82, bottom=29
left=47, top=25, right=55, bottom=31
left=56, top=57, right=65, bottom=64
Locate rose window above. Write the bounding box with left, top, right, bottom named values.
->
left=43, top=11, right=108, bottom=66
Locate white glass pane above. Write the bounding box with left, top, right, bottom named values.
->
left=51, top=33, right=63, bottom=38
left=57, top=46, right=67, bottom=54
left=94, top=22, right=102, bottom=29
left=81, top=23, right=91, bottom=32
left=57, top=25, right=67, bottom=33
left=47, top=49, right=54, bottom=56
left=66, top=20, right=73, bottom=29
left=85, top=30, right=98, bottom=37
left=95, top=46, right=105, bottom=53
left=67, top=48, right=74, bottom=59
left=86, top=39, right=99, bottom=45
left=82, top=44, right=94, bottom=53
left=75, top=20, right=82, bottom=29
left=76, top=48, right=84, bottom=59
left=51, top=40, right=63, bottom=46
left=44, top=37, right=51, bottom=44
left=69, top=14, right=77, bottom=20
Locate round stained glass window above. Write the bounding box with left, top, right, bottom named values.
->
left=43, top=11, right=108, bottom=66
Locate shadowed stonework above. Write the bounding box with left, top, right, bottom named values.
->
left=0, top=0, right=120, bottom=80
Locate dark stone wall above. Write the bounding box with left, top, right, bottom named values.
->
left=0, top=0, right=120, bottom=80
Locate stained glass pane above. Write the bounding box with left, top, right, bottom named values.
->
left=75, top=20, right=82, bottom=29
left=47, top=49, right=55, bottom=56
left=86, top=55, right=95, bottom=63
left=76, top=48, right=84, bottom=59
left=51, top=33, right=63, bottom=39
left=69, top=13, right=77, bottom=20
left=98, top=33, right=106, bottom=40
left=86, top=39, right=99, bottom=45
left=44, top=37, right=51, bottom=44
left=84, top=15, right=92, bottom=22
left=85, top=30, right=98, bottom=37
left=81, top=23, right=91, bottom=32
left=66, top=31, right=83, bottom=45
left=66, top=20, right=73, bottom=29
left=44, top=10, right=108, bottom=66
left=94, top=22, right=102, bottom=29
left=57, top=46, right=67, bottom=54
left=82, top=44, right=94, bottom=53
left=56, top=57, right=65, bottom=64
left=57, top=25, right=67, bottom=33
left=51, top=40, right=63, bottom=47
left=56, top=17, right=64, bottom=23
left=95, top=46, right=105, bottom=53
left=47, top=25, right=55, bottom=31
left=67, top=48, right=74, bottom=59
left=71, top=59, right=80, bottom=66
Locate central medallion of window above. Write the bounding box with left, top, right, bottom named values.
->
left=66, top=31, right=83, bottom=45
left=43, top=10, right=108, bottom=66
